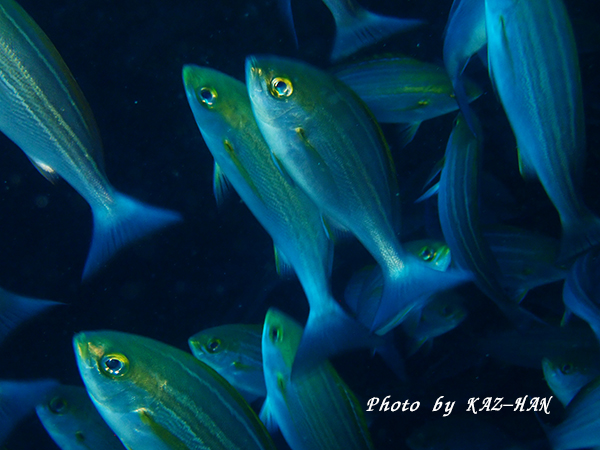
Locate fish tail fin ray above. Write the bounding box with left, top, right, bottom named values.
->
left=291, top=300, right=382, bottom=378
left=277, top=0, right=298, bottom=48
left=559, top=212, right=600, bottom=263
left=0, top=289, right=62, bottom=343
left=331, top=10, right=424, bottom=62
left=370, top=260, right=473, bottom=335
left=83, top=191, right=182, bottom=279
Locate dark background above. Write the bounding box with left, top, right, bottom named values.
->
left=1, top=0, right=599, bottom=448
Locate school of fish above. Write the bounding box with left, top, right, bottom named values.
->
left=0, top=0, right=599, bottom=448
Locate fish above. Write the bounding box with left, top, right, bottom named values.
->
left=404, top=239, right=452, bottom=272
left=246, top=54, right=472, bottom=342
left=485, top=0, right=599, bottom=262
left=0, top=287, right=62, bottom=345
left=442, top=0, right=486, bottom=134
left=278, top=0, right=424, bottom=62
left=484, top=225, right=569, bottom=301
left=562, top=247, right=600, bottom=344
left=332, top=55, right=482, bottom=144
left=0, top=0, right=181, bottom=279
left=36, top=384, right=126, bottom=450
left=542, top=350, right=600, bottom=408
left=183, top=63, right=378, bottom=376
left=401, top=292, right=467, bottom=356
left=547, top=375, right=600, bottom=450
left=344, top=239, right=454, bottom=329
left=0, top=378, right=59, bottom=445
left=260, top=308, right=374, bottom=450
left=73, top=330, right=276, bottom=450
left=342, top=239, right=454, bottom=379
left=437, top=113, right=541, bottom=329
left=188, top=324, right=266, bottom=403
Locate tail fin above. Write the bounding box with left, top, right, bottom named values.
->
left=370, top=257, right=473, bottom=335
left=277, top=0, right=298, bottom=48
left=291, top=299, right=383, bottom=378
left=0, top=289, right=62, bottom=344
left=83, top=191, right=182, bottom=279
left=330, top=8, right=424, bottom=62
left=559, top=211, right=600, bottom=263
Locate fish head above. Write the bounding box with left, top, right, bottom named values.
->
left=261, top=308, right=303, bottom=383
left=188, top=326, right=239, bottom=372
left=73, top=331, right=144, bottom=412
left=404, top=239, right=452, bottom=271
left=182, top=64, right=249, bottom=135
left=543, top=350, right=600, bottom=406
left=36, top=385, right=79, bottom=422
left=245, top=55, right=321, bottom=128
left=421, top=292, right=468, bottom=331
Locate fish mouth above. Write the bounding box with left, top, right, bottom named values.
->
left=73, top=332, right=102, bottom=370
left=244, top=56, right=267, bottom=93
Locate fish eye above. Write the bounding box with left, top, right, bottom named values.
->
left=48, top=396, right=68, bottom=414
left=100, top=354, right=129, bottom=377
left=560, top=363, right=573, bottom=374
left=420, top=247, right=435, bottom=262
left=197, top=86, right=217, bottom=108
left=269, top=326, right=282, bottom=343
left=205, top=338, right=221, bottom=353
left=269, top=77, right=293, bottom=98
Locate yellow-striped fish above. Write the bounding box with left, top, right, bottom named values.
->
left=486, top=0, right=599, bottom=262
left=0, top=0, right=181, bottom=279
left=36, top=384, right=126, bottom=450
left=260, top=308, right=373, bottom=450
left=246, top=55, right=472, bottom=343
left=73, top=330, right=276, bottom=450
left=189, top=324, right=266, bottom=403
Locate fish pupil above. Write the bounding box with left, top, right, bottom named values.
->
left=270, top=77, right=293, bottom=98
left=561, top=363, right=573, bottom=374
left=49, top=397, right=68, bottom=414
left=206, top=338, right=221, bottom=353
left=198, top=87, right=216, bottom=106
left=101, top=354, right=129, bottom=376
left=420, top=248, right=434, bottom=261
left=270, top=326, right=281, bottom=342
left=106, top=358, right=122, bottom=370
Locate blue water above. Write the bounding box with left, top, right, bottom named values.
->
left=1, top=0, right=599, bottom=448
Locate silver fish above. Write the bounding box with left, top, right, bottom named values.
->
left=183, top=64, right=378, bottom=376
left=188, top=324, right=266, bottom=403
left=443, top=0, right=486, bottom=134
left=486, top=0, right=599, bottom=262
left=73, top=330, right=276, bottom=450
left=562, top=247, right=600, bottom=344
left=36, top=384, right=126, bottom=450
left=333, top=55, right=482, bottom=143
left=246, top=55, right=472, bottom=343
left=0, top=0, right=181, bottom=278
